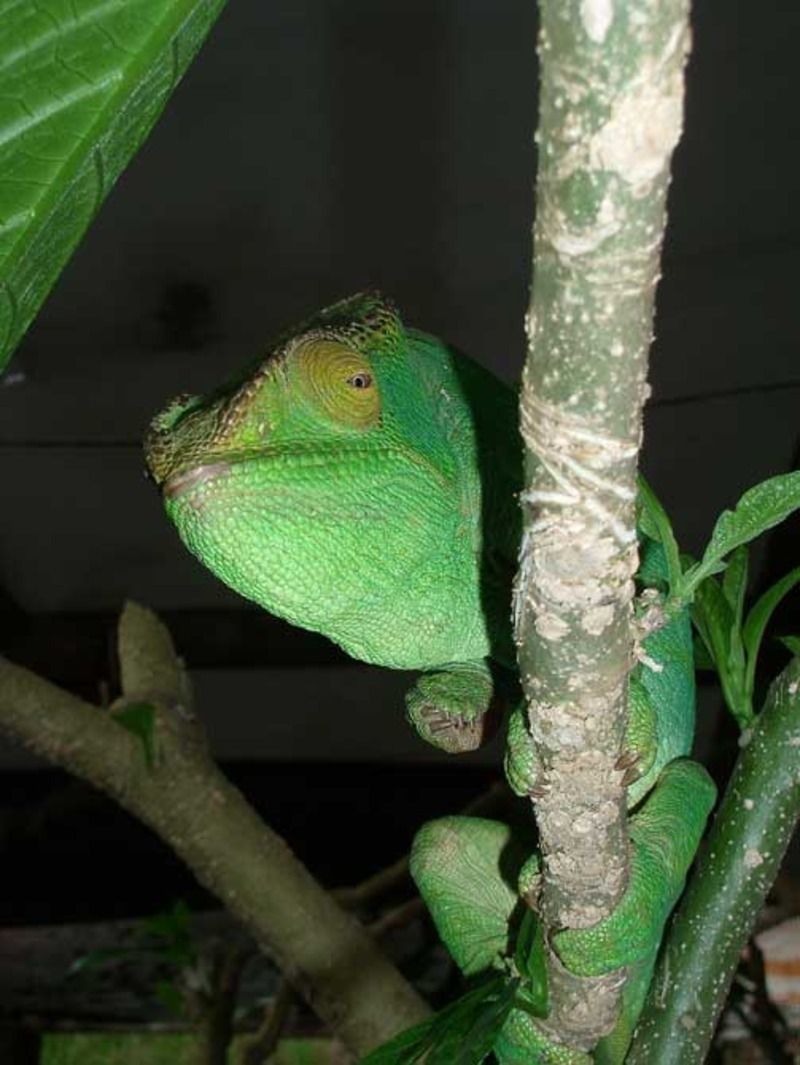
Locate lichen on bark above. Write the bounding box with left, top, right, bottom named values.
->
left=513, top=0, right=691, bottom=1049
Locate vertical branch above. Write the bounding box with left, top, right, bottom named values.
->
left=628, top=656, right=800, bottom=1065
left=514, top=0, right=691, bottom=1048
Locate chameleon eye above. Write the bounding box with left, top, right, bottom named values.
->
left=347, top=372, right=372, bottom=389
left=295, top=339, right=380, bottom=429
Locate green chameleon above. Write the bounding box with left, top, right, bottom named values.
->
left=145, top=293, right=714, bottom=1062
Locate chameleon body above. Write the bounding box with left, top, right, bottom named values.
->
left=145, top=293, right=714, bottom=1061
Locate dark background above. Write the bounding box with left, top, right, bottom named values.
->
left=0, top=0, right=798, bottom=924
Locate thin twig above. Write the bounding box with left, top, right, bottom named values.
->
left=236, top=980, right=295, bottom=1065
left=190, top=942, right=252, bottom=1065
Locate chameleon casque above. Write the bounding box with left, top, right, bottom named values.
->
left=145, top=293, right=714, bottom=1063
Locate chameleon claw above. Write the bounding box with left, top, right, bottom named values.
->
left=414, top=704, right=499, bottom=754
left=427, top=716, right=449, bottom=733
left=615, top=749, right=640, bottom=771
left=522, top=888, right=540, bottom=910
left=528, top=784, right=548, bottom=799
left=621, top=765, right=642, bottom=787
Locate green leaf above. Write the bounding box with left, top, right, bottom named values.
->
left=636, top=476, right=683, bottom=593
left=691, top=577, right=731, bottom=669
left=426, top=975, right=518, bottom=1065
left=361, top=975, right=518, bottom=1065
left=0, top=0, right=228, bottom=372
left=742, top=568, right=800, bottom=708
left=721, top=546, right=748, bottom=705
left=692, top=634, right=716, bottom=672
left=722, top=547, right=749, bottom=629
left=141, top=899, right=196, bottom=967
left=154, top=979, right=185, bottom=1017
left=692, top=577, right=751, bottom=728
left=514, top=915, right=549, bottom=1019
left=359, top=1019, right=434, bottom=1064
left=68, top=945, right=136, bottom=976
left=114, top=701, right=159, bottom=768
left=684, top=473, right=800, bottom=598
left=780, top=636, right=800, bottom=656
left=513, top=909, right=537, bottom=977
left=143, top=899, right=191, bottom=939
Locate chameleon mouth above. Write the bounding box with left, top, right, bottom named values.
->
left=163, top=462, right=231, bottom=499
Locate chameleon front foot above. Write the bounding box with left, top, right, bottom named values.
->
left=504, top=674, right=659, bottom=802
left=406, top=660, right=500, bottom=753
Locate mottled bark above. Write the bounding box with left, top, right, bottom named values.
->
left=514, top=0, right=691, bottom=1048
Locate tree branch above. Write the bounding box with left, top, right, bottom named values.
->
left=236, top=979, right=295, bottom=1065
left=514, top=0, right=691, bottom=1048
left=0, top=602, right=429, bottom=1056
left=628, top=655, right=800, bottom=1064
left=187, top=942, right=252, bottom=1065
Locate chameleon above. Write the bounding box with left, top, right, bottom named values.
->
left=144, top=292, right=714, bottom=1062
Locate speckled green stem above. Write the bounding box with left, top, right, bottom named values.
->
left=627, top=656, right=800, bottom=1064
left=514, top=0, right=692, bottom=1049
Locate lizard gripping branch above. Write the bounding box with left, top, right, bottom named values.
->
left=513, top=0, right=692, bottom=1049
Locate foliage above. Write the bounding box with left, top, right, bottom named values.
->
left=113, top=701, right=160, bottom=768
left=640, top=471, right=800, bottom=727
left=0, top=0, right=228, bottom=373
left=368, top=474, right=800, bottom=1061
left=69, top=900, right=197, bottom=1017
left=360, top=972, right=520, bottom=1065
left=43, top=1034, right=336, bottom=1065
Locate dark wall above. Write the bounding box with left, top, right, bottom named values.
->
left=0, top=0, right=797, bottom=767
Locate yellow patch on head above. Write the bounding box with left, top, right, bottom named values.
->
left=295, top=338, right=381, bottom=429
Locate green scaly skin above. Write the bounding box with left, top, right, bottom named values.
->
left=145, top=294, right=714, bottom=1061
left=146, top=293, right=519, bottom=754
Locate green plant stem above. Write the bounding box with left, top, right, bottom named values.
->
left=628, top=655, right=800, bottom=1064
left=0, top=603, right=430, bottom=1056
left=514, top=0, right=691, bottom=1049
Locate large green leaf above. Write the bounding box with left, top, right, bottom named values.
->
left=636, top=475, right=682, bottom=593
left=358, top=1019, right=433, bottom=1065
left=682, top=472, right=800, bottom=597
left=0, top=0, right=227, bottom=372
left=691, top=576, right=751, bottom=728
left=721, top=546, right=749, bottom=630
left=360, top=974, right=519, bottom=1065
left=742, top=567, right=800, bottom=707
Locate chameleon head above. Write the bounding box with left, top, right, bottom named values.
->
left=143, top=293, right=454, bottom=663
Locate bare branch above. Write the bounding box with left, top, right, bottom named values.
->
left=0, top=604, right=429, bottom=1056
